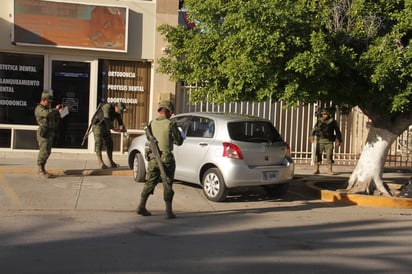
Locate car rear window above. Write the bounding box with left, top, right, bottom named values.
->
left=228, top=121, right=283, bottom=143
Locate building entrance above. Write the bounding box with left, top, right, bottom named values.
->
left=51, top=60, right=90, bottom=148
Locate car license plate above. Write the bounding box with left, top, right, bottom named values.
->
left=262, top=171, right=278, bottom=181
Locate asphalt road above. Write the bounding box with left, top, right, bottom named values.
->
left=1, top=171, right=411, bottom=274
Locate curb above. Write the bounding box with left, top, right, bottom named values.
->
left=306, top=181, right=412, bottom=209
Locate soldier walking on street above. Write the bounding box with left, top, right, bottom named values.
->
left=137, top=100, right=184, bottom=219
left=310, top=109, right=342, bottom=175
left=92, top=102, right=127, bottom=169
left=34, top=91, right=63, bottom=178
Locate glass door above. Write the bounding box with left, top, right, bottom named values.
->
left=51, top=60, right=90, bottom=148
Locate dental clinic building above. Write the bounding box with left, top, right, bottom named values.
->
left=0, top=0, right=178, bottom=153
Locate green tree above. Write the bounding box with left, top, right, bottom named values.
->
left=158, top=0, right=411, bottom=196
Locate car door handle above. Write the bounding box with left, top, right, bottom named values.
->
left=199, top=142, right=209, bottom=147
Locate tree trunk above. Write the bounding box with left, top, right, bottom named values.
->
left=346, top=126, right=398, bottom=196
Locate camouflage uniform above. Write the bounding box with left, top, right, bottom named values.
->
left=35, top=93, right=61, bottom=178
left=137, top=100, right=184, bottom=219
left=92, top=102, right=125, bottom=168
left=310, top=111, right=342, bottom=174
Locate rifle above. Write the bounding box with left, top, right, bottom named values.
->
left=311, top=118, right=319, bottom=166
left=145, top=123, right=172, bottom=191
left=81, top=102, right=103, bottom=146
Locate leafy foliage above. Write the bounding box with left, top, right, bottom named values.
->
left=158, top=0, right=411, bottom=126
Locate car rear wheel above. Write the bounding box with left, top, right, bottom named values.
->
left=133, top=153, right=146, bottom=182
left=202, top=168, right=228, bottom=202
left=263, top=183, right=290, bottom=197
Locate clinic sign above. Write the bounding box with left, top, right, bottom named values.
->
left=13, top=0, right=128, bottom=52
left=98, top=60, right=150, bottom=129
left=0, top=52, right=44, bottom=125
left=99, top=60, right=150, bottom=107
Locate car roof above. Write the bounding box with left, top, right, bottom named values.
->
left=174, top=112, right=271, bottom=122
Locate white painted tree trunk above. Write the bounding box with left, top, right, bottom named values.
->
left=346, top=126, right=398, bottom=196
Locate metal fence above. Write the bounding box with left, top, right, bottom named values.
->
left=177, top=86, right=412, bottom=167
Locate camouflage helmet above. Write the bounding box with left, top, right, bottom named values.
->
left=41, top=91, right=54, bottom=101
left=321, top=109, right=329, bottom=115
left=321, top=107, right=336, bottom=116
left=157, top=100, right=175, bottom=113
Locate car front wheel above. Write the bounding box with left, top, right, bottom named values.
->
left=202, top=168, right=228, bottom=202
left=133, top=153, right=146, bottom=182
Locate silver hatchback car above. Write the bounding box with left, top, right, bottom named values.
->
left=128, top=112, right=294, bottom=202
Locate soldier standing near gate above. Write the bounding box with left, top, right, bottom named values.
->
left=310, top=109, right=342, bottom=175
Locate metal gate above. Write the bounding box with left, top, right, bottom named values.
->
left=177, top=86, right=412, bottom=167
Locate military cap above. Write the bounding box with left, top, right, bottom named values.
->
left=41, top=92, right=54, bottom=101
left=157, top=100, right=175, bottom=113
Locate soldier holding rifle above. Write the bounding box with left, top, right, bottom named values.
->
left=91, top=101, right=127, bottom=169
left=137, top=100, right=184, bottom=219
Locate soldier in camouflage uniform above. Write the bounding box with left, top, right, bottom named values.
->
left=34, top=91, right=63, bottom=178
left=92, top=102, right=127, bottom=169
left=137, top=100, right=184, bottom=219
left=310, top=109, right=342, bottom=175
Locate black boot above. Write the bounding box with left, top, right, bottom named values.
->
left=110, top=161, right=119, bottom=168
left=313, top=164, right=320, bottom=174
left=165, top=200, right=176, bottom=219
left=107, top=150, right=119, bottom=168
left=96, top=152, right=108, bottom=169
left=137, top=196, right=151, bottom=216
left=328, top=164, right=334, bottom=175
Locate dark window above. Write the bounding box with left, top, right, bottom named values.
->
left=172, top=115, right=191, bottom=134
left=228, top=121, right=282, bottom=143
left=13, top=130, right=37, bottom=149
left=52, top=60, right=90, bottom=148
left=0, top=129, right=11, bottom=148
left=0, top=52, right=44, bottom=125
left=187, top=117, right=215, bottom=138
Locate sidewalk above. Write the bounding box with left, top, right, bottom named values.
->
left=0, top=150, right=130, bottom=176
left=1, top=151, right=411, bottom=208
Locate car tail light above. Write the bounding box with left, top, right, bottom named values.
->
left=223, top=142, right=243, bottom=159
left=285, top=143, right=291, bottom=157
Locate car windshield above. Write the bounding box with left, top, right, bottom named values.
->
left=228, top=121, right=283, bottom=143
